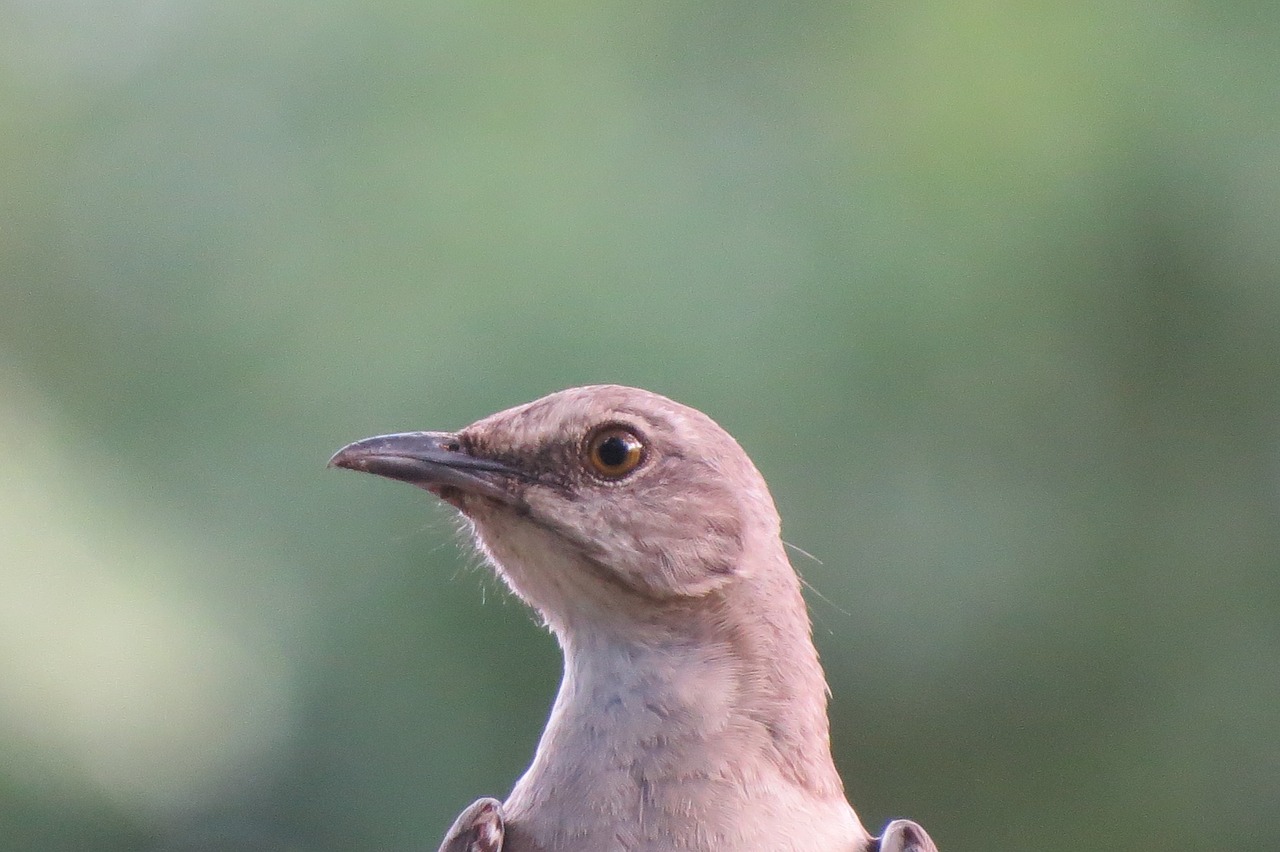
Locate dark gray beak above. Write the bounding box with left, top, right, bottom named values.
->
left=329, top=431, right=518, bottom=504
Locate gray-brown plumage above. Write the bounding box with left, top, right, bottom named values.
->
left=330, top=385, right=938, bottom=852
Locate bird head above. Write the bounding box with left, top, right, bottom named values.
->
left=330, top=385, right=784, bottom=633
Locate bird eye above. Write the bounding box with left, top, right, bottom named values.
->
left=586, top=427, right=645, bottom=479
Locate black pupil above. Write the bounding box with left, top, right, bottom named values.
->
left=597, top=435, right=631, bottom=468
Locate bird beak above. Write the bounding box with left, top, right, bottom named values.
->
left=329, top=431, right=519, bottom=506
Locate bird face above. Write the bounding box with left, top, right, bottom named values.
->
left=331, top=386, right=776, bottom=625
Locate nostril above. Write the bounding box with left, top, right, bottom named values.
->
left=441, top=438, right=461, bottom=453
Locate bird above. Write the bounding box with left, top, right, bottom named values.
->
left=330, top=385, right=938, bottom=852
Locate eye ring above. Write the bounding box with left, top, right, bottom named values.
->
left=585, top=426, right=645, bottom=479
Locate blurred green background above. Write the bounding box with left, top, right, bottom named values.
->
left=3, top=2, right=1279, bottom=850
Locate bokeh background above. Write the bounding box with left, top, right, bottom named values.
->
left=4, top=2, right=1279, bottom=850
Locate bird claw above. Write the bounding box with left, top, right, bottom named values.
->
left=438, top=797, right=505, bottom=852
left=876, top=818, right=939, bottom=852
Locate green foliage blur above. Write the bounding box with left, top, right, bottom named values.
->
left=3, top=2, right=1279, bottom=850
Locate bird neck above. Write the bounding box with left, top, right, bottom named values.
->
left=545, top=557, right=847, bottom=802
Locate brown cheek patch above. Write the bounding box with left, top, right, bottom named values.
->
left=701, top=512, right=743, bottom=575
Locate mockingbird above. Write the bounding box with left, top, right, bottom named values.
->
left=331, top=385, right=938, bottom=852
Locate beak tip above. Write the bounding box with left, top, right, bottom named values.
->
left=328, top=445, right=359, bottom=471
